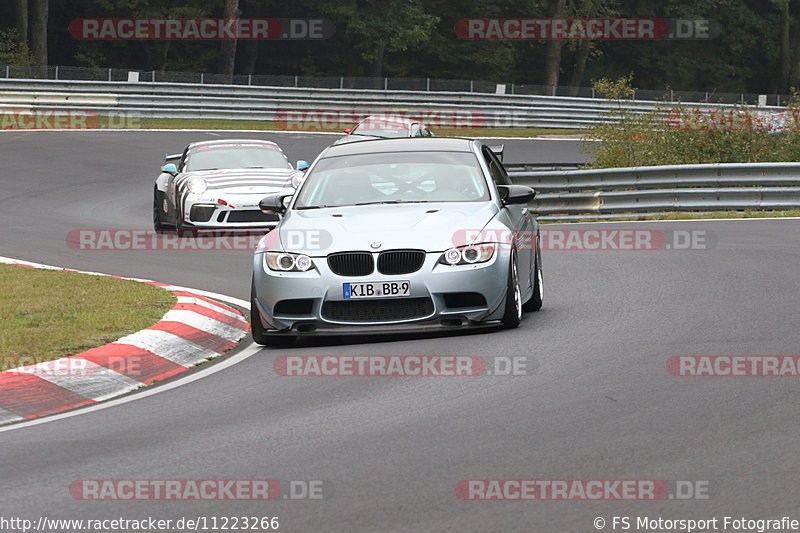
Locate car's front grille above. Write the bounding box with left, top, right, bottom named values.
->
left=327, top=252, right=374, bottom=276
left=322, top=297, right=434, bottom=322
left=226, top=210, right=279, bottom=223
left=377, top=249, right=425, bottom=275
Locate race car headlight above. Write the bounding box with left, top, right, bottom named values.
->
left=291, top=173, right=304, bottom=188
left=265, top=252, right=315, bottom=272
left=186, top=177, right=207, bottom=194
left=439, top=244, right=495, bottom=265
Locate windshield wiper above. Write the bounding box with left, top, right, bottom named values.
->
left=296, top=205, right=335, bottom=210
left=352, top=200, right=405, bottom=206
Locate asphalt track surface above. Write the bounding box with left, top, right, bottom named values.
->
left=2, top=131, right=800, bottom=532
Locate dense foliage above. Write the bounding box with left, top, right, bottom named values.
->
left=2, top=0, right=799, bottom=93
left=584, top=77, right=800, bottom=167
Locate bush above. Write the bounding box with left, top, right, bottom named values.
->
left=583, top=76, right=800, bottom=168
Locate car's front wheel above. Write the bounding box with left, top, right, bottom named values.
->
left=501, top=250, right=522, bottom=328
left=251, top=278, right=295, bottom=347
left=523, top=246, right=543, bottom=312
left=152, top=188, right=171, bottom=233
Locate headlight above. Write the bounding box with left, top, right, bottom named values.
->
left=265, top=252, right=315, bottom=272
left=186, top=177, right=207, bottom=194
left=439, top=244, right=495, bottom=265
left=291, top=173, right=304, bottom=188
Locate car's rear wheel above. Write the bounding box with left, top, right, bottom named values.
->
left=501, top=250, right=522, bottom=328
left=523, top=245, right=543, bottom=312
left=251, top=278, right=295, bottom=347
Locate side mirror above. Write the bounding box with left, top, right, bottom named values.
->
left=259, top=193, right=292, bottom=215
left=498, top=184, right=535, bottom=205
left=296, top=160, right=309, bottom=171
left=161, top=163, right=178, bottom=176
left=343, top=128, right=352, bottom=134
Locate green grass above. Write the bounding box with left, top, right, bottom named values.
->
left=106, top=116, right=581, bottom=138
left=0, top=265, right=176, bottom=365
left=542, top=209, right=800, bottom=223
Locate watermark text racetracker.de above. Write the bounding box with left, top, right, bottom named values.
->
left=274, top=355, right=533, bottom=377
left=455, top=18, right=717, bottom=40
left=69, top=478, right=324, bottom=501
left=0, top=110, right=141, bottom=130
left=455, top=479, right=711, bottom=501
left=452, top=228, right=714, bottom=251
left=667, top=356, right=800, bottom=377
left=69, top=18, right=335, bottom=40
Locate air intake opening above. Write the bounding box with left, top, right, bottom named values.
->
left=443, top=292, right=487, bottom=309
left=274, top=298, right=314, bottom=315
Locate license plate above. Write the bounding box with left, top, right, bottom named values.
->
left=343, top=281, right=410, bottom=299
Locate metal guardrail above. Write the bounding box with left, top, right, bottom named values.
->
left=2, top=65, right=791, bottom=105
left=0, top=79, right=787, bottom=130
left=508, top=163, right=800, bottom=220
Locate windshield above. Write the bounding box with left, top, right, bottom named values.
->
left=185, top=144, right=291, bottom=172
left=351, top=119, right=411, bottom=138
left=294, top=151, right=489, bottom=209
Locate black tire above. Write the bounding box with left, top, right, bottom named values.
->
left=523, top=245, right=543, bottom=312
left=152, top=188, right=171, bottom=233
left=501, top=250, right=522, bottom=328
left=250, top=278, right=295, bottom=347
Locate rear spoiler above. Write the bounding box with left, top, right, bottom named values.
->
left=164, top=153, right=181, bottom=165
left=488, top=144, right=504, bottom=163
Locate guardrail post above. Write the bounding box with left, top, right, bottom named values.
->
left=384, top=77, right=387, bottom=90
left=152, top=71, right=155, bottom=82
left=340, top=76, right=343, bottom=89
left=470, top=80, right=473, bottom=92
left=5, top=65, right=8, bottom=78
left=200, top=73, right=204, bottom=84
left=511, top=83, right=514, bottom=95
left=248, top=74, right=252, bottom=86
left=551, top=85, right=556, bottom=96
left=670, top=89, right=674, bottom=101
left=108, top=68, right=112, bottom=81
left=54, top=65, right=58, bottom=80
left=591, top=88, right=595, bottom=98
left=294, top=75, right=298, bottom=87
left=426, top=78, right=430, bottom=91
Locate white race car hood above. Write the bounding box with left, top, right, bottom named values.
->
left=179, top=168, right=300, bottom=195
left=277, top=202, right=499, bottom=255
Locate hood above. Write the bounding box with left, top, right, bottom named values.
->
left=276, top=202, right=499, bottom=255
left=178, top=168, right=300, bottom=194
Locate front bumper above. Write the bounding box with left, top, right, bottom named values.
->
left=252, top=250, right=511, bottom=334
left=181, top=192, right=281, bottom=229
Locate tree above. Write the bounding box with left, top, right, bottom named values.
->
left=543, top=0, right=566, bottom=87
left=218, top=0, right=240, bottom=75
left=30, top=0, right=46, bottom=65
left=342, top=0, right=439, bottom=78
left=15, top=0, right=27, bottom=45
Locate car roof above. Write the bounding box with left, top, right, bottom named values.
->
left=358, top=115, right=420, bottom=127
left=321, top=137, right=477, bottom=157
left=187, top=139, right=281, bottom=150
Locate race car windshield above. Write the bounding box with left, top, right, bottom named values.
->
left=294, top=151, right=490, bottom=209
left=351, top=120, right=411, bottom=138
left=185, top=146, right=292, bottom=172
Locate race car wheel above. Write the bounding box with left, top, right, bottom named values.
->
left=251, top=278, right=295, bottom=347
left=501, top=250, right=522, bottom=328
left=523, top=244, right=543, bottom=312
left=152, top=188, right=170, bottom=233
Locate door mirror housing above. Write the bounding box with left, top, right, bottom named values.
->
left=497, top=184, right=535, bottom=205
left=259, top=193, right=293, bottom=215
left=161, top=163, right=178, bottom=176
